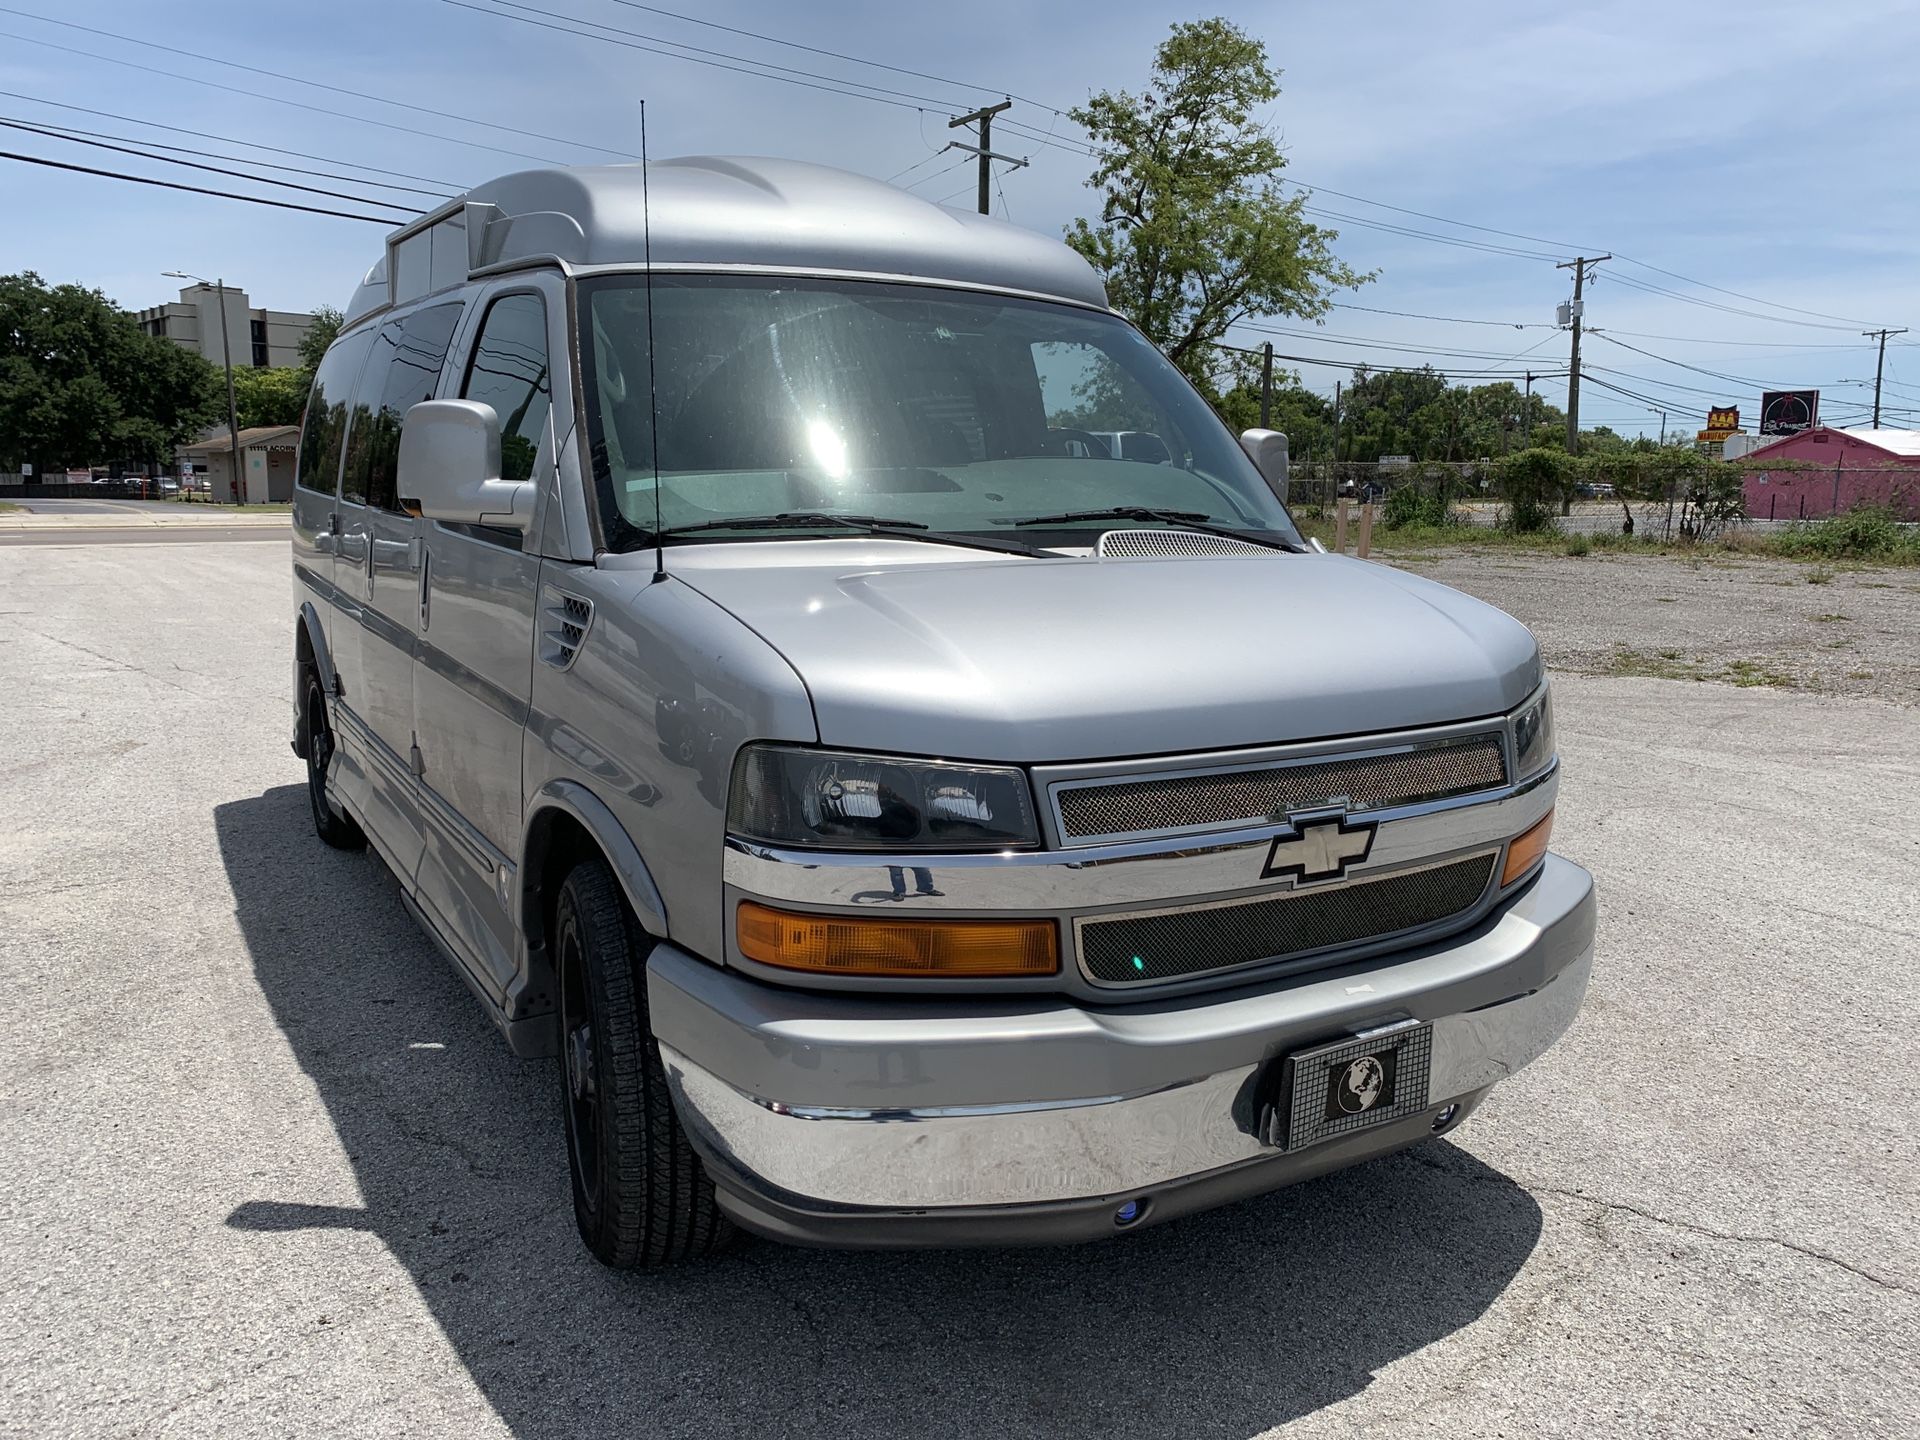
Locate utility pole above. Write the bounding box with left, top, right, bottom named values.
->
left=1524, top=371, right=1533, bottom=446
left=167, top=269, right=243, bottom=505
left=1556, top=255, right=1609, bottom=455
left=1657, top=410, right=1667, bottom=447
left=1862, top=327, right=1909, bottom=428
left=947, top=99, right=1018, bottom=216
left=1331, top=380, right=1343, bottom=465
left=1260, top=342, right=1273, bottom=427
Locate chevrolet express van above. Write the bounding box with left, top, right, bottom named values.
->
left=290, top=158, right=1592, bottom=1269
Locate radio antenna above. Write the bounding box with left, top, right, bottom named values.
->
left=640, top=99, right=665, bottom=584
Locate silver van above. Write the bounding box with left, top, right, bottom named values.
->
left=291, top=158, right=1592, bottom=1269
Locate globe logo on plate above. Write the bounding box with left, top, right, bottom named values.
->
left=1334, top=1055, right=1386, bottom=1115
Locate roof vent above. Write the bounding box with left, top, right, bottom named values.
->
left=1097, top=529, right=1273, bottom=559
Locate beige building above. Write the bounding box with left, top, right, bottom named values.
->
left=178, top=425, right=301, bottom=504
left=136, top=283, right=315, bottom=370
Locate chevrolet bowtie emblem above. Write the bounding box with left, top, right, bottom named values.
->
left=1260, top=814, right=1376, bottom=883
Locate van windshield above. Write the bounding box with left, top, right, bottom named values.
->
left=577, top=274, right=1301, bottom=552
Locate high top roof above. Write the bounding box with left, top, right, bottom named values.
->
left=348, top=157, right=1108, bottom=321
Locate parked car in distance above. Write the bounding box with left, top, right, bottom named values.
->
left=291, top=158, right=1593, bottom=1269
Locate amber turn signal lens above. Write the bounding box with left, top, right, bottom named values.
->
left=1501, top=809, right=1554, bottom=887
left=736, top=902, right=1059, bottom=977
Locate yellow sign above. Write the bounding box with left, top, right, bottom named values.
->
left=1706, top=406, right=1740, bottom=436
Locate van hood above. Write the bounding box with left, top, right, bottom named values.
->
left=669, top=544, right=1542, bottom=763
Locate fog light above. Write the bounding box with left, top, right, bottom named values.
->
left=1432, top=1104, right=1461, bottom=1132
left=1114, top=1199, right=1146, bottom=1227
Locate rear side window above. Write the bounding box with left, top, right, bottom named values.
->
left=295, top=328, right=374, bottom=496
left=341, top=301, right=464, bottom=510
left=461, top=293, right=551, bottom=483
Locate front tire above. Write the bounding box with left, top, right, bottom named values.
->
left=555, top=858, right=737, bottom=1269
left=303, top=672, right=365, bottom=851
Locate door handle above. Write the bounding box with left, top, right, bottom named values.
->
left=418, top=544, right=432, bottom=630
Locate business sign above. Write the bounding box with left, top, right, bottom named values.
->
left=1759, top=390, right=1819, bottom=436
left=1705, top=406, right=1740, bottom=436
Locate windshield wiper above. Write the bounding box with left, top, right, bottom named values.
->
left=1008, top=506, right=1306, bottom=553
left=653, top=511, right=1043, bottom=557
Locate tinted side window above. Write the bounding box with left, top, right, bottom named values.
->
left=461, top=294, right=551, bottom=483
left=295, top=329, right=373, bottom=495
left=342, top=301, right=464, bottom=510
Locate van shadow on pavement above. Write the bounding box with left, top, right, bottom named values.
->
left=215, top=786, right=1543, bottom=1440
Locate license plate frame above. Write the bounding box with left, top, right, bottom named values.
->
left=1258, top=1020, right=1434, bottom=1151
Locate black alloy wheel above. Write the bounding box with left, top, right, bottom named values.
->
left=304, top=672, right=365, bottom=850
left=552, top=858, right=738, bottom=1269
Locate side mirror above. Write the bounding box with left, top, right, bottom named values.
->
left=1239, top=429, right=1290, bottom=502
left=397, top=399, right=534, bottom=532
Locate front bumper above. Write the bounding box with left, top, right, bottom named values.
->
left=647, top=854, right=1594, bottom=1247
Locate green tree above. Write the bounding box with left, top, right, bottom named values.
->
left=1066, top=18, right=1369, bottom=399
left=297, top=305, right=344, bottom=374
left=232, top=365, right=312, bottom=429
left=0, top=271, right=218, bottom=473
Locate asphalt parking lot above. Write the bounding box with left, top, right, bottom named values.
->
left=2, top=538, right=1915, bottom=1439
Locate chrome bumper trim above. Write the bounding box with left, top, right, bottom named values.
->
left=650, top=855, right=1594, bottom=1212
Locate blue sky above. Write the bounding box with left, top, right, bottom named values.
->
left=3, top=0, right=1917, bottom=435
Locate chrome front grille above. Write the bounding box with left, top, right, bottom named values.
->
left=1077, top=853, right=1497, bottom=987
left=1055, top=733, right=1508, bottom=843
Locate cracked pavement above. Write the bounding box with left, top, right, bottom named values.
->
left=1, top=538, right=1915, bottom=1438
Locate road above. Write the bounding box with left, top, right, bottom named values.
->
left=1, top=539, right=1914, bottom=1439
left=3, top=496, right=197, bottom=516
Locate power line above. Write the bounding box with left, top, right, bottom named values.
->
left=1581, top=374, right=1708, bottom=419
left=1587, top=331, right=1790, bottom=390
left=1233, top=320, right=1567, bottom=363
left=445, top=0, right=931, bottom=114
left=0, top=149, right=401, bottom=223
left=883, top=150, right=950, bottom=185
left=1596, top=269, right=1867, bottom=333
left=1578, top=327, right=1869, bottom=350
left=0, top=89, right=467, bottom=189
left=471, top=0, right=979, bottom=112
left=0, top=26, right=575, bottom=166
left=902, top=156, right=972, bottom=195
left=1327, top=301, right=1547, bottom=329
left=603, top=0, right=1070, bottom=115
left=5, top=112, right=453, bottom=198
left=0, top=118, right=423, bottom=214
left=0, top=6, right=635, bottom=159
left=1284, top=172, right=1893, bottom=329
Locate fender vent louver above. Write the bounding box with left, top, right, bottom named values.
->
left=1097, top=529, right=1274, bottom=559
left=540, top=587, right=594, bottom=670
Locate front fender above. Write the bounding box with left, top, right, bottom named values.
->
left=291, top=602, right=337, bottom=757
left=522, top=778, right=669, bottom=938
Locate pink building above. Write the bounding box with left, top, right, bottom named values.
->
left=1742, top=427, right=1920, bottom=521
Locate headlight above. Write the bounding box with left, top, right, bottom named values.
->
left=729, top=745, right=1040, bottom=851
left=1510, top=686, right=1555, bottom=779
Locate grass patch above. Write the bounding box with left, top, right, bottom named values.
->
left=0, top=499, right=22, bottom=513
left=1300, top=504, right=1918, bottom=569
left=1600, top=646, right=1703, bottom=681
left=1594, top=645, right=1806, bottom=691
left=1725, top=659, right=1801, bottom=689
